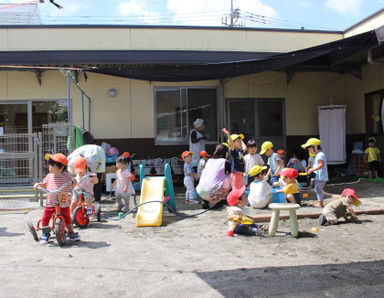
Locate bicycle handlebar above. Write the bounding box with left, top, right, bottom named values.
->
left=36, top=180, right=73, bottom=194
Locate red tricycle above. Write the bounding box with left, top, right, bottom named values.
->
left=27, top=180, right=73, bottom=246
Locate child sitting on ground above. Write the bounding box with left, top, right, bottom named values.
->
left=182, top=151, right=199, bottom=204
left=34, top=153, right=79, bottom=244
left=244, top=140, right=264, bottom=186
left=197, top=150, right=211, bottom=178
left=70, top=156, right=99, bottom=215
left=276, top=168, right=301, bottom=205
left=226, top=185, right=268, bottom=237
left=247, top=165, right=273, bottom=209
left=364, top=137, right=381, bottom=179
left=260, top=141, right=283, bottom=185
left=318, top=188, right=361, bottom=225
left=113, top=155, right=135, bottom=212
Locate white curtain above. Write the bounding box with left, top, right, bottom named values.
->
left=318, top=106, right=346, bottom=164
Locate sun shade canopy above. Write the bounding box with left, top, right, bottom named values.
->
left=0, top=27, right=382, bottom=82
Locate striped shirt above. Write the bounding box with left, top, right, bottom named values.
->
left=43, top=172, right=73, bottom=207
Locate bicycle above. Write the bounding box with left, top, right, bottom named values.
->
left=27, top=180, right=73, bottom=246
left=72, top=175, right=101, bottom=228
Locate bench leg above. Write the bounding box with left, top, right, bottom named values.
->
left=269, top=209, right=280, bottom=236
left=289, top=210, right=299, bottom=238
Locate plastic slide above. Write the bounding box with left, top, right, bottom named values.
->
left=136, top=177, right=165, bottom=227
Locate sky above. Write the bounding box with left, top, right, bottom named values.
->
left=2, top=0, right=384, bottom=31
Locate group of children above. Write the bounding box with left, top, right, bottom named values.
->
left=181, top=128, right=378, bottom=237
left=34, top=151, right=135, bottom=244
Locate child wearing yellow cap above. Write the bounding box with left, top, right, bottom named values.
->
left=302, top=138, right=328, bottom=208
left=260, top=141, right=283, bottom=185
left=364, top=137, right=381, bottom=179
left=222, top=127, right=247, bottom=190
left=247, top=165, right=273, bottom=209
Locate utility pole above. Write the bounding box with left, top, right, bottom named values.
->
left=230, top=0, right=233, bottom=27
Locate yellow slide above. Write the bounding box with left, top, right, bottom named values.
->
left=136, top=177, right=165, bottom=227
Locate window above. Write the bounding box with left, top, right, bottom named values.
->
left=365, top=90, right=384, bottom=135
left=155, top=87, right=217, bottom=144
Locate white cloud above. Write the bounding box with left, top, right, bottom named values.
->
left=325, top=0, right=364, bottom=15
left=298, top=1, right=312, bottom=8
left=118, top=0, right=161, bottom=24
left=167, top=0, right=278, bottom=27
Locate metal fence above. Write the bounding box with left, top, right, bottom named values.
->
left=0, top=124, right=72, bottom=209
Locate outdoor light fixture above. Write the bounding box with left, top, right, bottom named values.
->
left=108, top=88, right=117, bottom=97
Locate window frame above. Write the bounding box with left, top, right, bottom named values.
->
left=154, top=86, right=218, bottom=145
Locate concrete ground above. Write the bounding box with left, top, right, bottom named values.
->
left=1, top=179, right=384, bottom=297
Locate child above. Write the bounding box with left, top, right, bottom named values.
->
left=70, top=157, right=99, bottom=215
left=276, top=168, right=301, bottom=205
left=226, top=185, right=267, bottom=236
left=287, top=150, right=306, bottom=173
left=221, top=128, right=247, bottom=190
left=364, top=137, right=381, bottom=179
left=182, top=151, right=199, bottom=204
left=247, top=165, right=273, bottom=209
left=33, top=153, right=79, bottom=244
left=244, top=140, right=264, bottom=186
left=112, top=155, right=135, bottom=212
left=318, top=188, right=361, bottom=225
left=302, top=138, right=328, bottom=208
left=197, top=150, right=211, bottom=178
left=276, top=149, right=286, bottom=167
left=260, top=141, right=283, bottom=185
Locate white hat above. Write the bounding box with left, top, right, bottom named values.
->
left=194, top=118, right=204, bottom=129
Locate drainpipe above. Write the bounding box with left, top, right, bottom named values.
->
left=367, top=49, right=384, bottom=65
left=219, top=78, right=231, bottom=142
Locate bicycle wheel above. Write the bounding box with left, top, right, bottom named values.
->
left=54, top=218, right=66, bottom=246
left=96, top=205, right=101, bottom=222
left=73, top=206, right=89, bottom=228
left=27, top=221, right=39, bottom=242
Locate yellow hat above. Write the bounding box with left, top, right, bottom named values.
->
left=260, top=141, right=273, bottom=155
left=230, top=134, right=244, bottom=141
left=249, top=165, right=267, bottom=177
left=222, top=142, right=230, bottom=150
left=301, top=138, right=321, bottom=149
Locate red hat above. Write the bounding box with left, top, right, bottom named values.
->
left=227, top=185, right=246, bottom=206
left=199, top=151, right=211, bottom=157
left=122, top=152, right=131, bottom=158
left=277, top=149, right=285, bottom=155
left=74, top=156, right=87, bottom=174
left=342, top=188, right=361, bottom=205
left=280, top=168, right=299, bottom=179
left=45, top=153, right=68, bottom=166
left=181, top=151, right=193, bottom=159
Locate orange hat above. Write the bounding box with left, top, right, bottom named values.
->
left=181, top=151, right=193, bottom=159
left=122, top=152, right=131, bottom=158
left=45, top=153, right=68, bottom=166
left=277, top=149, right=285, bottom=155
left=199, top=151, right=211, bottom=157
left=73, top=156, right=87, bottom=174
left=227, top=185, right=246, bottom=206
left=280, top=168, right=299, bottom=179
left=342, top=188, right=361, bottom=206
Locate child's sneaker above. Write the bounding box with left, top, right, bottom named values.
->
left=40, top=232, right=50, bottom=244
left=68, top=232, right=80, bottom=241
left=318, top=215, right=327, bottom=225
left=185, top=199, right=190, bottom=204
left=86, top=207, right=93, bottom=215
left=189, top=199, right=199, bottom=204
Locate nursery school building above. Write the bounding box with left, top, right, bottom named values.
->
left=1, top=8, right=384, bottom=169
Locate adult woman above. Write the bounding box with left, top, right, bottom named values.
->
left=196, top=144, right=231, bottom=209
left=189, top=118, right=208, bottom=168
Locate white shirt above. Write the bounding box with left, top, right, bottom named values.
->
left=248, top=179, right=273, bottom=208
left=244, top=153, right=265, bottom=175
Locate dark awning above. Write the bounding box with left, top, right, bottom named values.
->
left=88, top=28, right=381, bottom=81
left=0, top=26, right=382, bottom=82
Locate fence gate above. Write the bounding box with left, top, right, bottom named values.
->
left=0, top=133, right=40, bottom=209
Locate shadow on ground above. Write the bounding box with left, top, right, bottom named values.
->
left=196, top=260, right=384, bottom=298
